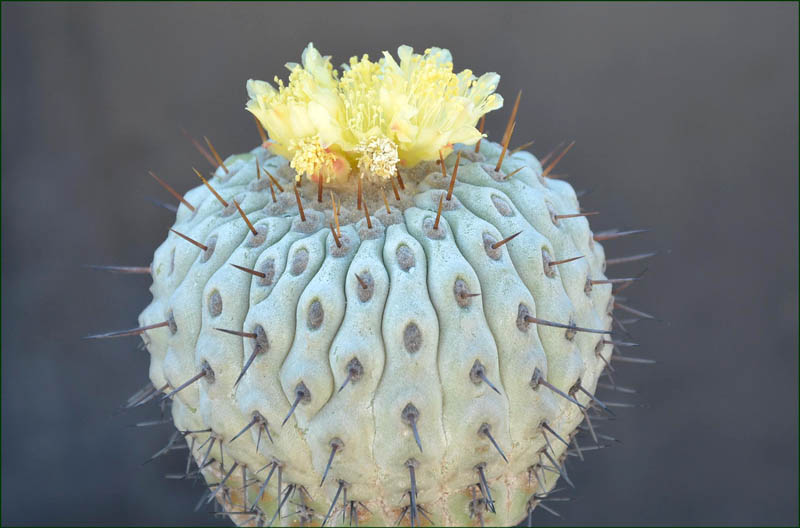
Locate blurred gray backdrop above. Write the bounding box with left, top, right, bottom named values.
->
left=2, top=2, right=798, bottom=526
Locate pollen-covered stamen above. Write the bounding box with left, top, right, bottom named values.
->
left=356, top=136, right=400, bottom=182
left=289, top=136, right=339, bottom=183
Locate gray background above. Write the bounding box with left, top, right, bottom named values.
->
left=2, top=2, right=797, bottom=526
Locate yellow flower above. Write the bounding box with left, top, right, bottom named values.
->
left=245, top=43, right=502, bottom=183
left=245, top=43, right=345, bottom=176
left=379, top=46, right=504, bottom=166
left=287, top=136, right=350, bottom=183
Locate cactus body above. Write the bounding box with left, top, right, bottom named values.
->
left=137, top=137, right=614, bottom=526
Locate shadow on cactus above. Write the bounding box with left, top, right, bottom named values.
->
left=89, top=43, right=656, bottom=527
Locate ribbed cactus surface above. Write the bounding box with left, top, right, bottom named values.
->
left=135, top=137, right=614, bottom=526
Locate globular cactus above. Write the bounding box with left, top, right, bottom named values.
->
left=94, top=43, right=653, bottom=526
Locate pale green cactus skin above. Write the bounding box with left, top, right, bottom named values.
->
left=138, top=139, right=613, bottom=526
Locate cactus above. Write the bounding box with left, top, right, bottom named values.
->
left=93, top=44, right=653, bottom=526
